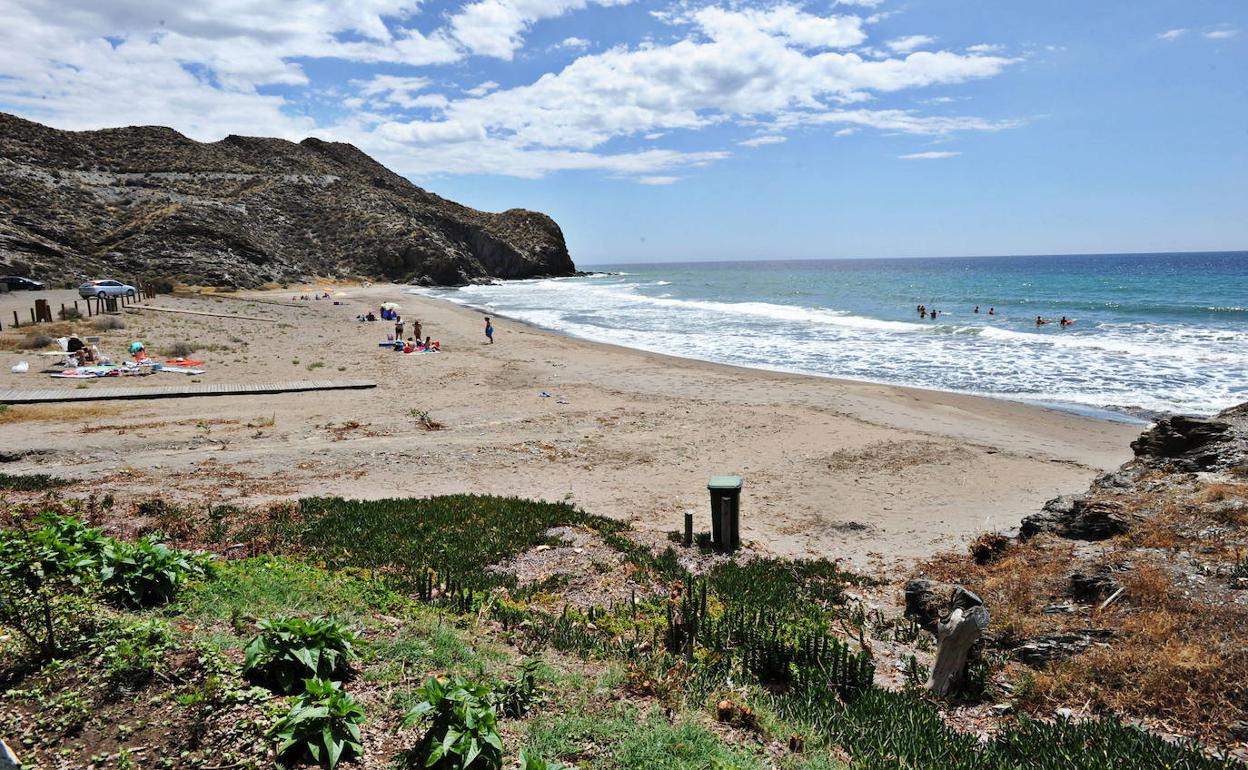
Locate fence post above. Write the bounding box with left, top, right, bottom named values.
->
left=12, top=310, right=18, bottom=328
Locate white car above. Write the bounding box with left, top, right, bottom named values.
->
left=79, top=279, right=137, bottom=299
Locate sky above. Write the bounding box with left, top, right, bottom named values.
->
left=0, top=1, right=1245, bottom=265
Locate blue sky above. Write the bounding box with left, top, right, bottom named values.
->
left=0, top=0, right=1244, bottom=265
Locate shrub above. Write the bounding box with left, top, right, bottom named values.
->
left=401, top=675, right=503, bottom=770
left=269, top=677, right=364, bottom=770
left=244, top=616, right=359, bottom=694
left=142, top=276, right=176, bottom=294
left=94, top=316, right=126, bottom=331
left=18, top=334, right=54, bottom=349
left=99, top=536, right=211, bottom=608
left=0, top=473, right=73, bottom=491
left=0, top=514, right=107, bottom=657
left=58, top=307, right=82, bottom=321
left=164, top=341, right=198, bottom=358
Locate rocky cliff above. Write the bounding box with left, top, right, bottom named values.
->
left=0, top=113, right=577, bottom=287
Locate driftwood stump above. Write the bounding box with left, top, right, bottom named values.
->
left=926, top=587, right=990, bottom=696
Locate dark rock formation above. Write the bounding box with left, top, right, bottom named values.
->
left=1131, top=415, right=1232, bottom=471
left=1012, top=629, right=1116, bottom=666
left=0, top=113, right=576, bottom=287
left=903, top=578, right=948, bottom=634
left=1020, top=496, right=1131, bottom=541
left=1068, top=567, right=1124, bottom=602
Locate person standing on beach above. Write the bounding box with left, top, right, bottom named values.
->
left=395, top=315, right=405, bottom=340
left=484, top=317, right=494, bottom=344
left=413, top=319, right=422, bottom=341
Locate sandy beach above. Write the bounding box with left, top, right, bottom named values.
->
left=0, top=284, right=1140, bottom=570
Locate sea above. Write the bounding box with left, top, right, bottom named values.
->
left=409, top=252, right=1248, bottom=420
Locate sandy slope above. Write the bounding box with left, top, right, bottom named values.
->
left=0, top=284, right=1139, bottom=571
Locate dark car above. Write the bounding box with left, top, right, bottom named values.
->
left=1, top=275, right=45, bottom=291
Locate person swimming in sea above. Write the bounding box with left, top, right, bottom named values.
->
left=974, top=305, right=980, bottom=314
left=1060, top=316, right=1074, bottom=327
left=988, top=307, right=995, bottom=315
left=1036, top=316, right=1049, bottom=326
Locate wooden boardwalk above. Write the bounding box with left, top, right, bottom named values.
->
left=0, top=380, right=376, bottom=405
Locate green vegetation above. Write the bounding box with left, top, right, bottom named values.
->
left=0, top=472, right=73, bottom=491
left=290, top=495, right=618, bottom=589
left=243, top=616, right=359, bottom=694
left=402, top=675, right=504, bottom=769
left=1, top=499, right=1239, bottom=770
left=270, top=678, right=364, bottom=770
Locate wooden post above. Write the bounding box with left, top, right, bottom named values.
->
left=684, top=512, right=693, bottom=546
left=29, top=308, right=35, bottom=324
left=12, top=310, right=18, bottom=328
left=926, top=588, right=990, bottom=696
left=74, top=300, right=79, bottom=316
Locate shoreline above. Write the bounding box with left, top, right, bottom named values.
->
left=1, top=283, right=1142, bottom=571
left=405, top=285, right=1153, bottom=426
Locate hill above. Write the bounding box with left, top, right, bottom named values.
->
left=0, top=113, right=576, bottom=287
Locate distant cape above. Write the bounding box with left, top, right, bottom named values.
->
left=0, top=112, right=576, bottom=287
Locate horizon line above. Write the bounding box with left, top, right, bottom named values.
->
left=577, top=248, right=1248, bottom=267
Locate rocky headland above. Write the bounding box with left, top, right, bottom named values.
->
left=0, top=113, right=576, bottom=287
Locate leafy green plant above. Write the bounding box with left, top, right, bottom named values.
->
left=0, top=513, right=106, bottom=657
left=401, top=675, right=503, bottom=770
left=244, top=616, right=359, bottom=694
left=100, top=618, right=172, bottom=695
left=99, top=536, right=210, bottom=608
left=495, top=658, right=545, bottom=718
left=518, top=751, right=567, bottom=770
left=270, top=677, right=364, bottom=770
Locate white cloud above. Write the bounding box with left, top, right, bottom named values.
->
left=465, top=80, right=500, bottom=97
left=559, top=36, right=591, bottom=49
left=0, top=0, right=1022, bottom=181
left=447, top=0, right=630, bottom=60
left=1203, top=29, right=1238, bottom=40
left=833, top=127, right=857, bottom=136
left=358, top=75, right=433, bottom=108
left=636, top=175, right=680, bottom=184
left=898, top=150, right=960, bottom=160
left=738, top=135, right=787, bottom=147
left=887, top=35, right=936, bottom=54
left=966, top=43, right=1003, bottom=54
left=1157, top=28, right=1187, bottom=41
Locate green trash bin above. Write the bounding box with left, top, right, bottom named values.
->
left=708, top=475, right=742, bottom=552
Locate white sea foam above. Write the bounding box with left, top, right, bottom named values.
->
left=408, top=275, right=1247, bottom=416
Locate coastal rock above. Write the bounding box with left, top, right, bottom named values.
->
left=1019, top=496, right=1130, bottom=541
left=1012, top=629, right=1115, bottom=666
left=1069, top=566, right=1125, bottom=602
left=0, top=112, right=576, bottom=287
left=1130, top=415, right=1232, bottom=471
left=903, top=578, right=948, bottom=634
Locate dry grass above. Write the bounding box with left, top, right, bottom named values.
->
left=931, top=479, right=1248, bottom=743
left=0, top=403, right=119, bottom=425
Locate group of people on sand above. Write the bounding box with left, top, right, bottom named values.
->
left=292, top=291, right=333, bottom=301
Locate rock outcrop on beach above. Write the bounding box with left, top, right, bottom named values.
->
left=0, top=113, right=576, bottom=287
left=913, top=400, right=1248, bottom=747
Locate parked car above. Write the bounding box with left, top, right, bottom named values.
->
left=1, top=275, right=44, bottom=291
left=79, top=279, right=137, bottom=299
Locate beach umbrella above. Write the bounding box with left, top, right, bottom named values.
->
left=381, top=302, right=402, bottom=310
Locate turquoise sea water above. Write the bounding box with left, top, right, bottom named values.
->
left=414, top=252, right=1248, bottom=418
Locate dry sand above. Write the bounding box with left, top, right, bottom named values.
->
left=0, top=284, right=1140, bottom=571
